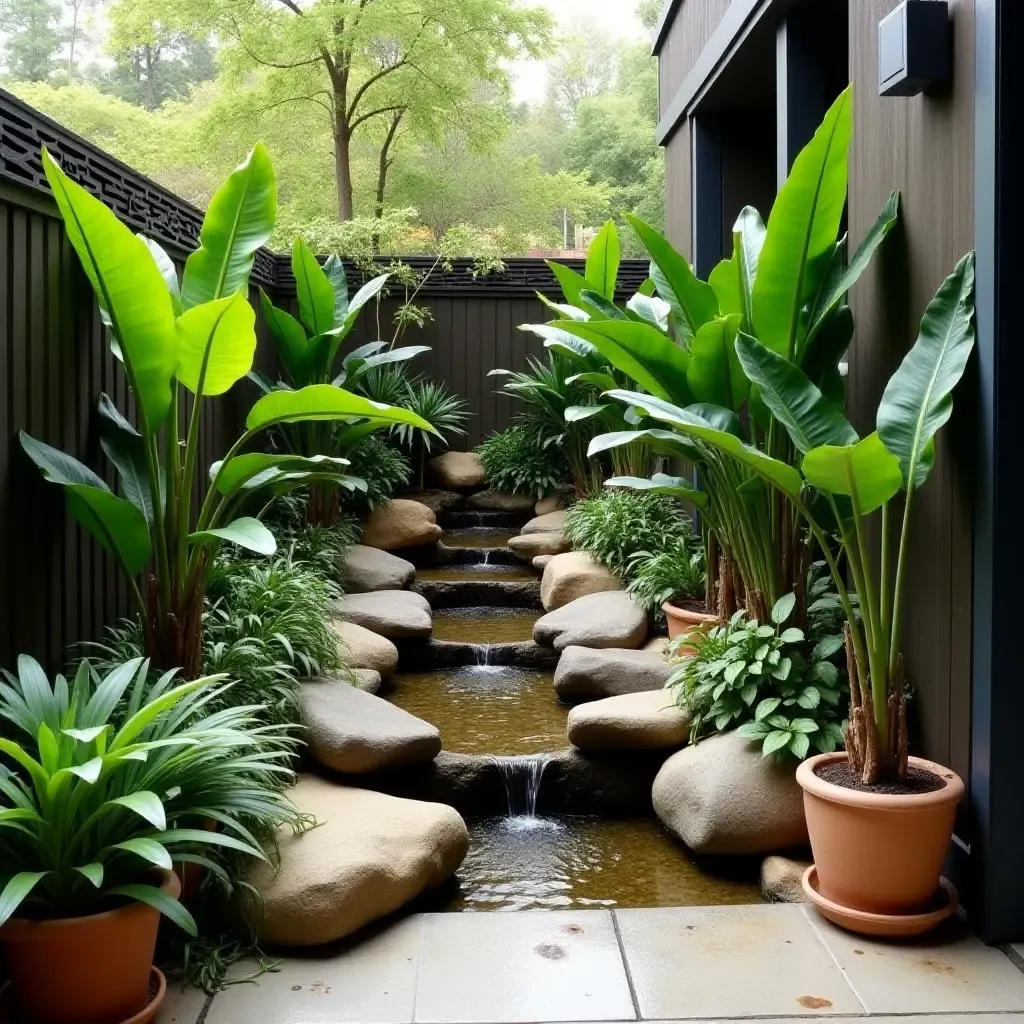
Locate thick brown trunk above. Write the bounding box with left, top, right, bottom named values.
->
left=372, top=111, right=403, bottom=250
left=307, top=483, right=341, bottom=527
left=335, top=117, right=354, bottom=220
left=148, top=577, right=205, bottom=679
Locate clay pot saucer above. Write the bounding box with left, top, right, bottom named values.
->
left=802, top=865, right=958, bottom=937
left=0, top=967, right=167, bottom=1024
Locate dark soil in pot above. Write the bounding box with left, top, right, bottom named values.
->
left=815, top=760, right=947, bottom=796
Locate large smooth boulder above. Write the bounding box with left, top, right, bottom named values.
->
left=535, top=592, right=647, bottom=651
left=652, top=731, right=808, bottom=855
left=248, top=776, right=468, bottom=947
left=342, top=545, right=415, bottom=593
left=533, top=554, right=554, bottom=572
left=349, top=669, right=382, bottom=694
left=508, top=531, right=570, bottom=560
left=540, top=552, right=621, bottom=611
left=329, top=620, right=399, bottom=678
left=536, top=748, right=667, bottom=816
left=761, top=855, right=811, bottom=904
left=300, top=681, right=441, bottom=774
left=567, top=690, right=689, bottom=751
left=333, top=591, right=432, bottom=639
left=554, top=646, right=671, bottom=700
left=522, top=511, right=567, bottom=535
left=466, top=489, right=536, bottom=514
left=430, top=452, right=486, bottom=490
left=401, top=489, right=464, bottom=516
left=362, top=499, right=443, bottom=551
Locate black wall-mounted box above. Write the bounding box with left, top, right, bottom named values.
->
left=878, top=0, right=950, bottom=97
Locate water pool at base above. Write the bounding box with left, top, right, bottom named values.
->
left=430, top=606, right=540, bottom=644
left=388, top=666, right=566, bottom=754
left=437, top=816, right=761, bottom=912
left=416, top=564, right=538, bottom=583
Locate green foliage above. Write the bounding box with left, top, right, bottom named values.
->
left=0, top=0, right=62, bottom=82
left=475, top=426, right=566, bottom=499
left=342, top=436, right=412, bottom=513
left=564, top=491, right=693, bottom=581
left=627, top=539, right=706, bottom=614
left=265, top=493, right=361, bottom=579
left=393, top=378, right=469, bottom=489
left=668, top=594, right=847, bottom=762
left=0, top=656, right=300, bottom=929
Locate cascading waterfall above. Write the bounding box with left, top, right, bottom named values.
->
left=492, top=754, right=552, bottom=820
left=473, top=643, right=491, bottom=667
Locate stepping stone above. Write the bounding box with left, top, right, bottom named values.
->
left=761, top=855, right=811, bottom=903
left=318, top=668, right=382, bottom=694
left=508, top=531, right=570, bottom=560
left=362, top=499, right=443, bottom=551
left=567, top=690, right=690, bottom=751
left=429, top=451, right=486, bottom=490
left=401, top=489, right=465, bottom=515
left=333, top=590, right=432, bottom=639
left=247, top=775, right=468, bottom=947
left=521, top=510, right=567, bottom=534
left=466, top=489, right=536, bottom=513
left=300, top=680, right=441, bottom=774
left=555, top=646, right=671, bottom=699
left=533, top=554, right=554, bottom=571
left=534, top=591, right=647, bottom=651
left=342, top=545, right=415, bottom=593
left=652, top=731, right=808, bottom=856
left=329, top=620, right=399, bottom=678
left=540, top=551, right=620, bottom=611
left=643, top=636, right=670, bottom=655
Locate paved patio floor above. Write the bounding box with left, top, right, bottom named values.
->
left=163, top=904, right=1024, bottom=1024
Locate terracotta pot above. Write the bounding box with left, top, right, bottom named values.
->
left=662, top=600, right=719, bottom=653
left=796, top=752, right=964, bottom=919
left=0, top=869, right=180, bottom=1024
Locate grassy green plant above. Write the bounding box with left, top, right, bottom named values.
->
left=627, top=538, right=706, bottom=614
left=564, top=490, right=692, bottom=580
left=343, top=436, right=412, bottom=511
left=667, top=594, right=847, bottom=761
left=263, top=493, right=361, bottom=578
left=394, top=378, right=470, bottom=489
left=19, top=147, right=427, bottom=677
left=0, top=657, right=301, bottom=931
left=475, top=425, right=566, bottom=498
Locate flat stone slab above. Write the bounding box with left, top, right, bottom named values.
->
left=362, top=499, right=444, bottom=551
left=247, top=776, right=467, bottom=948
left=540, top=551, right=621, bottom=610
left=534, top=591, right=647, bottom=651
left=554, top=646, right=670, bottom=700
left=300, top=681, right=441, bottom=774
left=521, top=510, right=567, bottom=534
left=329, top=619, right=399, bottom=678
left=567, top=690, right=690, bottom=751
left=412, top=579, right=541, bottom=610
left=333, top=590, right=432, bottom=639
left=342, top=545, right=415, bottom=593
left=508, top=531, right=569, bottom=560
left=466, top=489, right=536, bottom=513
left=652, top=731, right=807, bottom=856
left=429, top=451, right=486, bottom=490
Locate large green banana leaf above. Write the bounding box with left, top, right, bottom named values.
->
left=735, top=333, right=858, bottom=452
left=546, top=261, right=591, bottom=308
left=175, top=293, right=257, bottom=396
left=260, top=291, right=320, bottom=385
left=292, top=237, right=336, bottom=336
left=709, top=206, right=766, bottom=328
left=877, top=252, right=976, bottom=489
left=802, top=433, right=904, bottom=515
left=585, top=221, right=621, bottom=300
left=325, top=274, right=391, bottom=366
left=752, top=86, right=852, bottom=359
left=209, top=453, right=352, bottom=496
left=246, top=385, right=437, bottom=433
left=97, top=395, right=161, bottom=525
left=42, top=149, right=177, bottom=429
left=687, top=315, right=747, bottom=410
left=606, top=473, right=708, bottom=507
left=188, top=517, right=276, bottom=556
left=180, top=144, right=276, bottom=310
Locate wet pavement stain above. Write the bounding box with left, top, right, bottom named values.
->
left=536, top=943, right=567, bottom=960
left=797, top=996, right=833, bottom=1009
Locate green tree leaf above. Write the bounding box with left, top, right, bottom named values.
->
left=877, top=252, right=976, bottom=489
left=802, top=432, right=905, bottom=515
left=585, top=220, right=621, bottom=300
left=42, top=149, right=177, bottom=428
left=181, top=143, right=277, bottom=310
left=175, top=293, right=257, bottom=396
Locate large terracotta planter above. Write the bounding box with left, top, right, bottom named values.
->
left=662, top=600, right=718, bottom=654
left=0, top=868, right=180, bottom=1024
left=796, top=752, right=964, bottom=928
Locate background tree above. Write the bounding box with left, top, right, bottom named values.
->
left=1, top=0, right=63, bottom=81
left=547, top=17, right=618, bottom=121
left=65, top=0, right=95, bottom=82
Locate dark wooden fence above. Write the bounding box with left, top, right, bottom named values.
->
left=0, top=88, right=647, bottom=670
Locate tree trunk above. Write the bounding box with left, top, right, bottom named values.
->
left=334, top=116, right=354, bottom=220
left=144, top=45, right=156, bottom=111
left=372, top=111, right=404, bottom=251
left=68, top=7, right=78, bottom=83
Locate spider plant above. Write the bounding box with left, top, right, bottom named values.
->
left=395, top=378, right=470, bottom=489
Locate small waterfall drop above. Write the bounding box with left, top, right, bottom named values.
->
left=492, top=754, right=552, bottom=823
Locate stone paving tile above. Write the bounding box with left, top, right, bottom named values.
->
left=615, top=904, right=864, bottom=1019
left=804, top=907, right=1024, bottom=1014
left=161, top=981, right=209, bottom=1024
left=204, top=915, right=422, bottom=1024
left=414, top=910, right=636, bottom=1023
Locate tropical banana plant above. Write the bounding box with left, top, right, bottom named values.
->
left=527, top=86, right=900, bottom=624
left=622, top=253, right=975, bottom=785
left=19, top=147, right=433, bottom=676
left=256, top=238, right=433, bottom=523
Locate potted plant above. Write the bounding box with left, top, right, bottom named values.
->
left=0, top=656, right=298, bottom=1023
left=626, top=539, right=713, bottom=648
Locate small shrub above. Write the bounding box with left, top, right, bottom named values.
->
left=475, top=425, right=566, bottom=498
left=627, top=539, right=706, bottom=614
left=343, top=435, right=412, bottom=511
left=667, top=592, right=848, bottom=761
left=564, top=490, right=693, bottom=580
left=263, top=492, right=361, bottom=578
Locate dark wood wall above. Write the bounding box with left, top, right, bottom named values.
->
left=846, top=0, right=976, bottom=785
